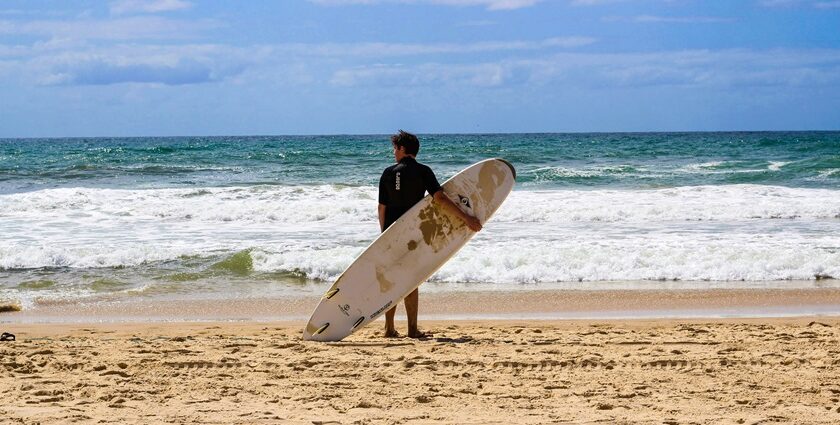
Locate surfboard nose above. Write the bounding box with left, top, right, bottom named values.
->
left=496, top=158, right=516, bottom=180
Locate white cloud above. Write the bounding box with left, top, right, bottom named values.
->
left=270, top=37, right=595, bottom=56
left=760, top=0, right=840, bottom=7
left=330, top=62, right=509, bottom=86
left=759, top=0, right=802, bottom=6
left=0, top=8, right=73, bottom=17
left=0, top=35, right=596, bottom=86
left=541, top=37, right=598, bottom=47
left=9, top=43, right=249, bottom=86
left=0, top=16, right=219, bottom=41
left=457, top=20, right=497, bottom=26
left=3, top=24, right=839, bottom=93
left=109, top=0, right=193, bottom=15
left=569, top=0, right=627, bottom=5
left=815, top=1, right=840, bottom=8
left=604, top=15, right=734, bottom=24
left=327, top=49, right=840, bottom=88
left=309, top=0, right=543, bottom=10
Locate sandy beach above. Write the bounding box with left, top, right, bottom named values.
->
left=1, top=315, right=839, bottom=424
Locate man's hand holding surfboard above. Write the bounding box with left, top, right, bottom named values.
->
left=433, top=190, right=483, bottom=232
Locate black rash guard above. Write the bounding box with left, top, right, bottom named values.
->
left=378, top=156, right=442, bottom=230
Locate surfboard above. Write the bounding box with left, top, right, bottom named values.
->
left=302, top=158, right=516, bottom=342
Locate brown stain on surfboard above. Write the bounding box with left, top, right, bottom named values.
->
left=478, top=161, right=506, bottom=209
left=375, top=266, right=395, bottom=293
left=418, top=203, right=459, bottom=253
left=407, top=240, right=418, bottom=250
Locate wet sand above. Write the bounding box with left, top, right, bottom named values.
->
left=1, top=318, right=840, bottom=424
left=5, top=287, right=840, bottom=323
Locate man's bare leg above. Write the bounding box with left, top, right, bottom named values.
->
left=404, top=288, right=428, bottom=338
left=384, top=306, right=399, bottom=337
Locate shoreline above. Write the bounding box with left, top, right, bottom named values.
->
left=4, top=287, right=840, bottom=324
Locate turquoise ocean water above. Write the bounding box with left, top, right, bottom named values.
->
left=1, top=132, right=839, bottom=308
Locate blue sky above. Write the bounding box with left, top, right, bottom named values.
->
left=1, top=0, right=839, bottom=136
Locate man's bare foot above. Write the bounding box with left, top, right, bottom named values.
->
left=407, top=330, right=431, bottom=339
left=384, top=329, right=401, bottom=338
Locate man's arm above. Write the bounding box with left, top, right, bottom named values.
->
left=433, top=191, right=482, bottom=232
left=378, top=203, right=387, bottom=232
left=378, top=169, right=389, bottom=232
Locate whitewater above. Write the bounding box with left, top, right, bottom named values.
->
left=1, top=132, right=839, bottom=306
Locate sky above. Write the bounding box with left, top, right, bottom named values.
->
left=1, top=0, right=839, bottom=137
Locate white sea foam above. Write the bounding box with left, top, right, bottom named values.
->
left=768, top=161, right=789, bottom=171
left=1, top=184, right=839, bottom=283
left=817, top=168, right=840, bottom=179
left=432, top=229, right=840, bottom=283
left=244, top=238, right=840, bottom=284
left=527, top=166, right=603, bottom=179
left=495, top=185, right=840, bottom=223
left=250, top=246, right=363, bottom=281
left=680, top=160, right=790, bottom=174
left=0, top=185, right=377, bottom=224
left=2, top=184, right=838, bottom=225
left=245, top=219, right=840, bottom=283
left=676, top=162, right=770, bottom=175
left=681, top=160, right=728, bottom=171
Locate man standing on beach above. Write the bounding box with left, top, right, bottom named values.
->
left=378, top=130, right=483, bottom=338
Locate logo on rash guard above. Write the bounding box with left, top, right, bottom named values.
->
left=395, top=172, right=401, bottom=190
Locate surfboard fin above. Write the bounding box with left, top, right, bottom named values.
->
left=352, top=317, right=364, bottom=329
left=314, top=323, right=330, bottom=335
left=324, top=288, right=339, bottom=299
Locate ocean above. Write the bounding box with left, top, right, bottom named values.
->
left=1, top=132, right=839, bottom=309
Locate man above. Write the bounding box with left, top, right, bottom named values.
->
left=378, top=130, right=482, bottom=338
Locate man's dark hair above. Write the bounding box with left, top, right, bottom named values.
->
left=391, top=130, right=420, bottom=156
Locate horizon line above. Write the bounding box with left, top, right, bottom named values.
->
left=3, top=129, right=840, bottom=140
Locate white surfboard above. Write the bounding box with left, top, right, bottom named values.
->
left=302, top=158, right=516, bottom=342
